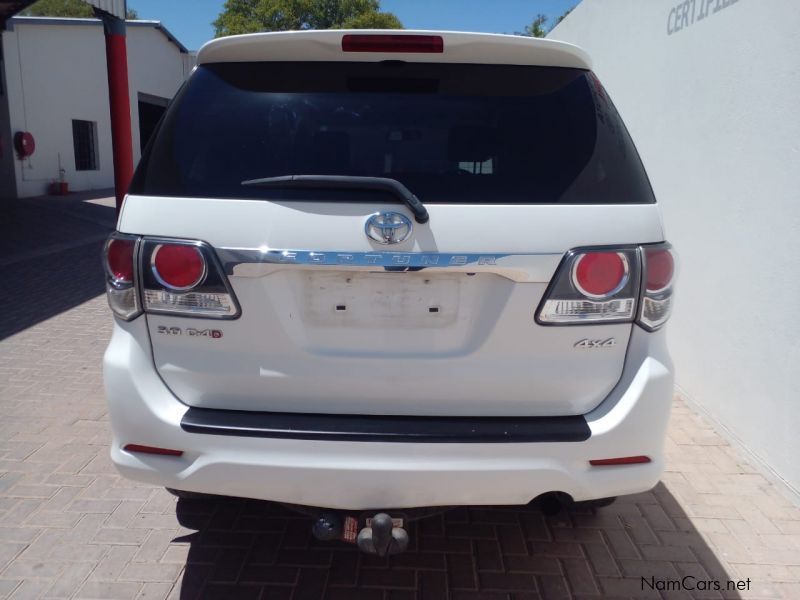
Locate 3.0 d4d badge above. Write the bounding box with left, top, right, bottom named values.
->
left=157, top=326, right=223, bottom=339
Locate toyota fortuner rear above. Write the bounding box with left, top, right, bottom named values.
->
left=102, top=31, right=676, bottom=548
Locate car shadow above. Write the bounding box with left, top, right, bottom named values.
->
left=173, top=483, right=743, bottom=599
left=0, top=192, right=115, bottom=339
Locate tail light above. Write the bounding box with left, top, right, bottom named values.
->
left=103, top=233, right=141, bottom=320
left=151, top=244, right=206, bottom=291
left=638, top=245, right=676, bottom=331
left=102, top=234, right=240, bottom=320
left=140, top=239, right=240, bottom=318
left=537, top=248, right=640, bottom=324
left=536, top=243, right=675, bottom=330
left=572, top=252, right=630, bottom=299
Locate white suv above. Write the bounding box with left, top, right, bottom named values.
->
left=103, top=30, right=675, bottom=552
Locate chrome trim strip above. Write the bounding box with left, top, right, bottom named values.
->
left=216, top=248, right=563, bottom=283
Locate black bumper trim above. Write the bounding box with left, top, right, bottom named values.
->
left=180, top=408, right=591, bottom=443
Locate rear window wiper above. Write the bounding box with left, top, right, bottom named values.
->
left=241, top=175, right=429, bottom=224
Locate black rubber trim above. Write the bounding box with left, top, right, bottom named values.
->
left=180, top=408, right=591, bottom=443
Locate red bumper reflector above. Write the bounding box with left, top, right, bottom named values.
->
left=342, top=34, right=444, bottom=53
left=124, top=444, right=183, bottom=457
left=589, top=455, right=651, bottom=466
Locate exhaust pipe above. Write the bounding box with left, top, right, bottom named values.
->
left=311, top=512, right=344, bottom=541
left=533, top=492, right=572, bottom=516
left=539, top=494, right=563, bottom=516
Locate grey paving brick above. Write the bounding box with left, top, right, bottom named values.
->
left=8, top=580, right=51, bottom=600
left=105, top=501, right=148, bottom=530
left=42, top=561, right=94, bottom=599
left=92, top=527, right=150, bottom=545
left=561, top=557, right=599, bottom=595
left=119, top=562, right=183, bottom=583
left=583, top=541, right=621, bottom=577
left=536, top=574, right=570, bottom=599
left=0, top=580, right=21, bottom=597
left=76, top=580, right=143, bottom=600
left=0, top=528, right=41, bottom=544
left=0, top=542, right=26, bottom=572
left=135, top=582, right=175, bottom=599
left=22, top=509, right=82, bottom=529
left=2, top=558, right=66, bottom=579
left=88, top=545, right=138, bottom=581
left=66, top=499, right=121, bottom=514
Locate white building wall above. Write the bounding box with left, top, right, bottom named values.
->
left=550, top=0, right=800, bottom=495
left=1, top=18, right=189, bottom=198
left=2, top=22, right=111, bottom=196
left=126, top=25, right=192, bottom=162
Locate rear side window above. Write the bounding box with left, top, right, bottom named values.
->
left=130, top=62, right=654, bottom=204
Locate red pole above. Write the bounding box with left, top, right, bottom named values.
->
left=97, top=11, right=133, bottom=215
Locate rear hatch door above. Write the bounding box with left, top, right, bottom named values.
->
left=122, top=58, right=662, bottom=417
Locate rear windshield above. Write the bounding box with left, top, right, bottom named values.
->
left=130, top=62, right=654, bottom=204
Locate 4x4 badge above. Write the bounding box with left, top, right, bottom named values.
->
left=574, top=338, right=616, bottom=349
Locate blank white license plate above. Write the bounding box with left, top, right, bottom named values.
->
left=301, top=271, right=460, bottom=327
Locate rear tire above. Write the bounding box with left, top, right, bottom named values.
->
left=574, top=496, right=617, bottom=510
left=165, top=488, right=215, bottom=501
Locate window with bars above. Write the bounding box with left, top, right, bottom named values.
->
left=72, top=120, right=99, bottom=171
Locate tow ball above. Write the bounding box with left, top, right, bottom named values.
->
left=312, top=511, right=409, bottom=556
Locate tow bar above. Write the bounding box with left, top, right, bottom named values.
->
left=311, top=511, right=410, bottom=556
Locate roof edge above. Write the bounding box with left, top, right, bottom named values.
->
left=5, top=15, right=190, bottom=53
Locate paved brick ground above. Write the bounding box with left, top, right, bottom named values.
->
left=1, top=196, right=799, bottom=599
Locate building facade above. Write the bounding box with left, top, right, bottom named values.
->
left=0, top=16, right=193, bottom=198
left=550, top=0, right=800, bottom=496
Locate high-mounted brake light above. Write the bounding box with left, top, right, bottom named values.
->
left=103, top=233, right=141, bottom=321
left=342, top=34, right=444, bottom=54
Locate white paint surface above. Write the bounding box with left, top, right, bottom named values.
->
left=198, top=29, right=592, bottom=69
left=0, top=18, right=191, bottom=198
left=550, top=0, right=800, bottom=494
left=119, top=195, right=666, bottom=416
left=105, top=315, right=673, bottom=508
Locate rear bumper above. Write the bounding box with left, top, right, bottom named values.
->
left=103, top=319, right=673, bottom=509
